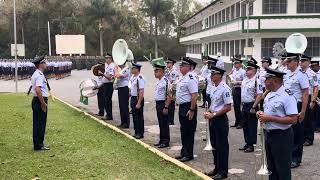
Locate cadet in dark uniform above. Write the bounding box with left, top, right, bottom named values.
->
left=204, top=66, right=233, bottom=180
left=165, top=58, right=179, bottom=125
left=257, top=67, right=298, bottom=180
left=31, top=56, right=50, bottom=151
left=239, top=62, right=263, bottom=153
left=130, top=62, right=145, bottom=139
left=300, top=55, right=319, bottom=146
left=230, top=58, right=246, bottom=129
left=282, top=53, right=309, bottom=169
left=173, top=57, right=198, bottom=162
left=115, top=62, right=130, bottom=128
left=99, top=53, right=115, bottom=120
left=153, top=63, right=170, bottom=148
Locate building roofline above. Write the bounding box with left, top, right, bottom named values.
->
left=179, top=0, right=222, bottom=27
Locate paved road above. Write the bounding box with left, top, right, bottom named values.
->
left=1, top=62, right=320, bottom=180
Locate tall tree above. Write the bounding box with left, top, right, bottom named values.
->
left=85, top=0, right=113, bottom=56
left=141, top=0, right=175, bottom=58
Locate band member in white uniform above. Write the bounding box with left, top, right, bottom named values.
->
left=130, top=62, right=145, bottom=139
left=170, top=57, right=198, bottom=162
left=310, top=59, right=320, bottom=132
left=230, top=58, right=246, bottom=129
left=258, top=67, right=298, bottom=180
left=239, top=62, right=263, bottom=153
left=199, top=56, right=210, bottom=108
left=166, top=58, right=178, bottom=125
left=300, top=55, right=318, bottom=146
left=204, top=65, right=232, bottom=180
left=282, top=53, right=309, bottom=169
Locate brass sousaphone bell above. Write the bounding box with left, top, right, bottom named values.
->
left=92, top=64, right=105, bottom=76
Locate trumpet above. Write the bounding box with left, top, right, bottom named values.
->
left=257, top=120, right=272, bottom=176
left=203, top=102, right=214, bottom=151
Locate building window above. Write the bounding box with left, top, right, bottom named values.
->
left=236, top=2, right=241, bottom=18
left=222, top=41, right=226, bottom=55
left=241, top=39, right=246, bottom=55
left=241, top=3, right=247, bottom=17
left=211, top=42, right=215, bottom=55
left=218, top=11, right=221, bottom=24
left=297, top=0, right=320, bottom=13
left=218, top=42, right=222, bottom=53
left=249, top=2, right=254, bottom=15
left=249, top=38, right=254, bottom=47
left=222, top=9, right=226, bottom=23
left=305, top=37, right=320, bottom=56
left=230, top=40, right=235, bottom=56
left=261, top=38, right=286, bottom=57
left=226, top=7, right=230, bottom=21
left=226, top=41, right=230, bottom=56
left=235, top=40, right=240, bottom=55
left=215, top=13, right=218, bottom=26
left=263, top=0, right=287, bottom=14
left=231, top=5, right=235, bottom=19
left=205, top=18, right=209, bottom=28
left=211, top=15, right=214, bottom=27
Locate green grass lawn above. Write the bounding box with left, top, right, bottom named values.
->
left=0, top=94, right=201, bottom=180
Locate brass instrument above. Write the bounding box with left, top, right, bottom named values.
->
left=92, top=64, right=105, bottom=76
left=257, top=120, right=272, bottom=176
left=112, top=39, right=134, bottom=89
left=79, top=79, right=99, bottom=97
left=226, top=75, right=235, bottom=88
left=316, top=97, right=320, bottom=106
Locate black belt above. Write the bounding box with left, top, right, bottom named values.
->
left=265, top=127, right=291, bottom=133
left=156, top=100, right=165, bottom=103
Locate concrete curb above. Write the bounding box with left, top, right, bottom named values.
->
left=55, top=97, right=211, bottom=180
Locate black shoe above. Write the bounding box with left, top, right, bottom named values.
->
left=175, top=155, right=184, bottom=160
left=95, top=113, right=104, bottom=116
left=239, top=145, right=248, bottom=151
left=34, top=146, right=50, bottom=151
left=291, top=162, right=300, bottom=168
left=135, top=135, right=144, bottom=139
left=205, top=169, right=217, bottom=176
left=154, top=142, right=161, bottom=146
left=158, top=143, right=169, bottom=148
left=102, top=116, right=113, bottom=121
left=213, top=173, right=227, bottom=180
left=169, top=122, right=174, bottom=125
left=303, top=140, right=313, bottom=146
left=117, top=124, right=123, bottom=128
left=236, top=125, right=242, bottom=129
left=179, top=157, right=193, bottom=162
left=244, top=146, right=254, bottom=153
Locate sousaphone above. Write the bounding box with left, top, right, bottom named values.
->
left=112, top=39, right=134, bottom=89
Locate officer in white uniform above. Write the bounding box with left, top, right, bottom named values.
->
left=166, top=58, right=178, bottom=125
left=95, top=62, right=105, bottom=117
left=230, top=58, right=246, bottom=128
left=31, top=56, right=50, bottom=151
left=258, top=57, right=272, bottom=110
left=216, top=52, right=225, bottom=69
left=300, top=55, right=319, bottom=146
left=173, top=57, right=198, bottom=162
left=310, top=59, right=320, bottom=132
left=282, top=53, right=309, bottom=168
left=239, top=62, right=263, bottom=153
left=130, top=62, right=145, bottom=139
left=204, top=66, right=233, bottom=180
left=153, top=63, right=170, bottom=148
left=99, top=53, right=115, bottom=120
left=199, top=56, right=210, bottom=108
left=257, top=67, right=298, bottom=180
left=205, top=57, right=219, bottom=107
left=115, top=63, right=131, bottom=128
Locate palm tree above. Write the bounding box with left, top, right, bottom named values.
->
left=85, top=0, right=113, bottom=56
left=141, top=0, right=175, bottom=58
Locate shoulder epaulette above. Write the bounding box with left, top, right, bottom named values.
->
left=285, top=89, right=293, bottom=95
left=300, top=69, right=306, bottom=73
left=189, top=74, right=194, bottom=79
left=139, top=75, right=142, bottom=79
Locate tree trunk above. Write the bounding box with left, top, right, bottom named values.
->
left=149, top=16, right=153, bottom=36
left=154, top=16, right=158, bottom=58
left=100, top=29, right=103, bottom=56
